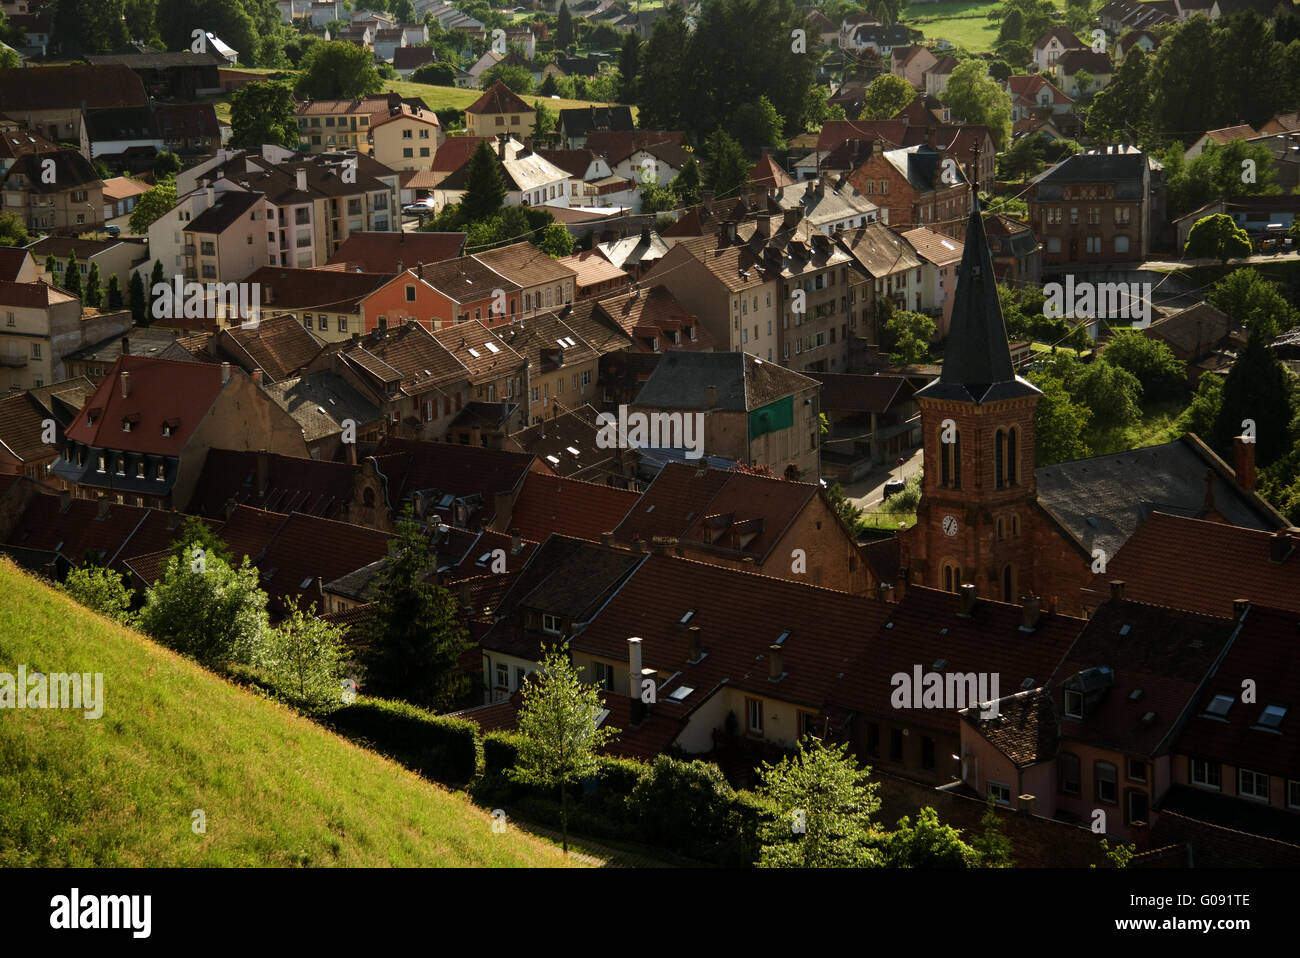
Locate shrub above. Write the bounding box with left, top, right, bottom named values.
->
left=482, top=730, right=522, bottom=776
left=628, top=755, right=738, bottom=853
left=328, top=697, right=478, bottom=784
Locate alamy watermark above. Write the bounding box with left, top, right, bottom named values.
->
left=596, top=406, right=705, bottom=460
left=890, top=665, right=1000, bottom=718
left=152, top=277, right=260, bottom=327
left=1043, top=276, right=1151, bottom=329
left=50, top=888, right=150, bottom=938
left=0, top=664, right=103, bottom=719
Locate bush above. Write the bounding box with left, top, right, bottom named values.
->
left=482, top=730, right=522, bottom=776
left=628, top=755, right=738, bottom=854
left=328, top=697, right=478, bottom=784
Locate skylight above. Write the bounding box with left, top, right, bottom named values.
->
left=299, top=577, right=313, bottom=589
left=546, top=454, right=560, bottom=464
left=932, top=657, right=948, bottom=671
left=669, top=686, right=694, bottom=701
left=485, top=341, right=500, bottom=353
left=1205, top=694, right=1234, bottom=718
left=1258, top=705, right=1287, bottom=730
left=566, top=446, right=579, bottom=456
left=467, top=347, right=480, bottom=358
left=679, top=610, right=694, bottom=624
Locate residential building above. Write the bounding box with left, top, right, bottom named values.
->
left=464, top=81, right=534, bottom=137
left=771, top=175, right=880, bottom=235
left=362, top=259, right=520, bottom=332
left=248, top=266, right=393, bottom=343
left=0, top=280, right=130, bottom=391
left=557, top=106, right=635, bottom=149
left=439, top=135, right=571, bottom=209
left=1054, top=49, right=1113, bottom=100
left=2, top=148, right=104, bottom=233
left=900, top=226, right=964, bottom=338
left=891, top=45, right=938, bottom=89
left=1006, top=74, right=1075, bottom=124
left=101, top=176, right=150, bottom=220
left=31, top=236, right=147, bottom=300
left=369, top=102, right=444, bottom=172
left=847, top=140, right=970, bottom=238
left=1032, top=26, right=1084, bottom=71
left=326, top=230, right=466, bottom=273
left=0, top=64, right=149, bottom=158
left=495, top=308, right=601, bottom=424
left=473, top=242, right=576, bottom=320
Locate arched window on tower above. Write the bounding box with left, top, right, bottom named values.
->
left=995, top=429, right=1005, bottom=489
left=1007, top=426, right=1018, bottom=486
left=942, top=563, right=955, bottom=593
left=940, top=427, right=962, bottom=489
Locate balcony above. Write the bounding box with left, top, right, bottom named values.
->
left=182, top=244, right=196, bottom=256
left=0, top=353, right=28, bottom=368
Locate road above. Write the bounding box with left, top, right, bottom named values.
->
left=834, top=446, right=925, bottom=510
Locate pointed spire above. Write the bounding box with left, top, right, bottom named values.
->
left=916, top=197, right=1040, bottom=404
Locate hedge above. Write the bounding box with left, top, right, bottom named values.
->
left=328, top=696, right=478, bottom=785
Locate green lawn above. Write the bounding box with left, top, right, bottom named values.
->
left=901, top=0, right=1068, bottom=54
left=1086, top=397, right=1190, bottom=457
left=0, top=560, right=582, bottom=867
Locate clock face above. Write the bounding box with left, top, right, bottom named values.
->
left=942, top=515, right=959, bottom=537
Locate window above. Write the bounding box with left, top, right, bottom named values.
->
left=1059, top=751, right=1081, bottom=795
left=96, top=455, right=106, bottom=473
left=1069, top=207, right=1078, bottom=225
left=988, top=781, right=1012, bottom=805
left=1127, top=758, right=1147, bottom=783
left=5, top=311, right=12, bottom=326
left=495, top=661, right=509, bottom=688
left=402, top=148, right=413, bottom=158
left=746, top=697, right=763, bottom=734
left=1086, top=236, right=1102, bottom=254
left=889, top=727, right=903, bottom=761
left=31, top=343, right=41, bottom=359
left=593, top=661, right=615, bottom=690
left=920, top=735, right=935, bottom=770
left=405, top=285, right=416, bottom=302
left=1064, top=689, right=1083, bottom=719
left=304, top=314, right=313, bottom=329
left=338, top=316, right=347, bottom=332
left=1114, top=207, right=1131, bottom=225
left=1095, top=761, right=1117, bottom=804
left=1239, top=769, right=1268, bottom=801
left=1288, top=780, right=1300, bottom=810
left=866, top=722, right=880, bottom=755
left=1191, top=758, right=1221, bottom=790
left=939, top=427, right=961, bottom=488
left=1087, top=207, right=1100, bottom=225
left=1114, top=236, right=1130, bottom=254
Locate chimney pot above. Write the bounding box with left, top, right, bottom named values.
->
left=1016, top=794, right=1034, bottom=816
left=600, top=531, right=615, bottom=547
left=1110, top=580, right=1125, bottom=601
left=252, top=368, right=263, bottom=386
left=1021, top=595, right=1041, bottom=630
left=768, top=643, right=783, bottom=680
left=221, top=361, right=232, bottom=383
left=633, top=538, right=648, bottom=554
left=958, top=582, right=977, bottom=615
left=688, top=625, right=702, bottom=662
left=120, top=370, right=131, bottom=398
left=1232, top=597, right=1249, bottom=618
left=1234, top=435, right=1257, bottom=491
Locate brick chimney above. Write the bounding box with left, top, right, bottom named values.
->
left=1110, top=580, right=1125, bottom=601
left=768, top=643, right=783, bottom=680
left=688, top=624, right=702, bottom=663
left=119, top=370, right=131, bottom=398
left=958, top=582, right=977, bottom=616
left=1234, top=435, right=1256, bottom=491
left=1021, top=595, right=1041, bottom=630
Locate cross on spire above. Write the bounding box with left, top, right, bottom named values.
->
left=968, top=142, right=981, bottom=193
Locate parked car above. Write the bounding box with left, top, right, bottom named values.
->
left=402, top=199, right=435, bottom=215
left=104, top=224, right=120, bottom=237
left=882, top=478, right=906, bottom=499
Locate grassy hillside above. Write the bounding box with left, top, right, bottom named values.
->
left=901, top=0, right=1068, bottom=54
left=0, top=559, right=579, bottom=867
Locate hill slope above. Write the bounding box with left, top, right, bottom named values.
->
left=0, top=559, right=577, bottom=867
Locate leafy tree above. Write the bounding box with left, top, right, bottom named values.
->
left=84, top=262, right=103, bottom=309
left=1028, top=374, right=1092, bottom=464
left=481, top=63, right=534, bottom=94
left=1086, top=47, right=1150, bottom=144
left=943, top=60, right=1012, bottom=149
left=882, top=806, right=975, bottom=867
left=44, top=254, right=59, bottom=285
left=61, top=564, right=136, bottom=626
left=1072, top=69, right=1094, bottom=100
left=106, top=273, right=123, bottom=310
left=537, top=222, right=574, bottom=257
left=461, top=138, right=507, bottom=222
left=158, top=0, right=279, bottom=67
left=1211, top=326, right=1292, bottom=467
left=1166, top=140, right=1280, bottom=221
left=231, top=79, right=299, bottom=150
left=1185, top=215, right=1253, bottom=265
left=296, top=41, right=383, bottom=99
left=153, top=151, right=182, bottom=180
left=412, top=62, right=457, bottom=86
left=1181, top=371, right=1224, bottom=439
left=756, top=736, right=882, bottom=868
left=128, top=270, right=146, bottom=324
left=998, top=7, right=1024, bottom=42
left=62, top=252, right=83, bottom=300
left=393, top=0, right=415, bottom=21
left=170, top=516, right=233, bottom=567
left=148, top=260, right=165, bottom=324
left=53, top=0, right=128, bottom=55
left=264, top=600, right=347, bottom=711
left=1102, top=330, right=1186, bottom=402
left=673, top=155, right=701, bottom=207
left=987, top=59, right=1013, bottom=84
left=510, top=645, right=619, bottom=853
left=556, top=0, right=573, bottom=47
left=732, top=95, right=786, bottom=155
left=636, top=4, right=691, bottom=129
left=703, top=128, right=749, bottom=200
left=859, top=74, right=914, bottom=121
left=360, top=512, right=471, bottom=710
left=0, top=211, right=26, bottom=247
left=139, top=544, right=270, bottom=668
left=130, top=180, right=178, bottom=235
left=640, top=183, right=678, bottom=214
left=1075, top=359, right=1143, bottom=431
left=882, top=310, right=935, bottom=365
left=968, top=798, right=1014, bottom=867
left=1208, top=268, right=1300, bottom=338
left=999, top=135, right=1043, bottom=182
left=0, top=43, right=17, bottom=71
left=532, top=99, right=556, bottom=140
left=1095, top=838, right=1137, bottom=868
left=1065, top=0, right=1096, bottom=32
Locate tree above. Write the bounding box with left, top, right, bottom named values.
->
left=393, top=0, right=415, bottom=21
left=158, top=0, right=279, bottom=67
left=882, top=806, right=975, bottom=867
left=999, top=134, right=1043, bottom=182
left=230, top=81, right=300, bottom=151
left=882, top=310, right=935, bottom=364
left=510, top=645, right=619, bottom=853
left=556, top=0, right=573, bottom=47
left=532, top=99, right=556, bottom=140
left=263, top=600, right=346, bottom=711
left=617, top=33, right=640, bottom=103
left=61, top=564, right=136, bottom=626
left=640, top=182, right=678, bottom=214
left=0, top=44, right=17, bottom=71
left=481, top=63, right=534, bottom=94
left=461, top=138, right=507, bottom=222
left=0, top=211, right=27, bottom=247
left=703, top=128, right=748, bottom=200
left=731, top=95, right=786, bottom=154
left=1166, top=140, right=1281, bottom=221
left=1028, top=374, right=1092, bottom=464
left=84, top=262, right=103, bottom=310
left=62, top=252, right=83, bottom=300
left=1181, top=371, right=1224, bottom=440
left=1072, top=69, right=1094, bottom=99
left=153, top=151, right=182, bottom=180
left=756, top=735, right=882, bottom=868
left=968, top=798, right=1014, bottom=867
left=1211, top=326, right=1292, bottom=468
left=412, top=62, right=457, bottom=86
left=148, top=260, right=165, bottom=324
left=139, top=544, right=270, bottom=668
left=128, top=270, right=146, bottom=325
left=537, top=222, right=574, bottom=257
left=1086, top=47, right=1150, bottom=144
left=106, top=273, right=123, bottom=310
left=942, top=60, right=1012, bottom=149
left=44, top=254, right=59, bottom=285
left=1208, top=267, right=1300, bottom=339
left=53, top=0, right=127, bottom=55
left=1102, top=330, right=1187, bottom=402
left=130, top=180, right=178, bottom=235
left=673, top=155, right=701, bottom=207
left=360, top=512, right=472, bottom=710
left=859, top=74, right=915, bottom=121
left=1074, top=359, right=1143, bottom=431
left=296, top=41, right=383, bottom=99
left=636, top=4, right=691, bottom=129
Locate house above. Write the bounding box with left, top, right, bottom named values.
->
left=1184, top=123, right=1256, bottom=161
left=1098, top=0, right=1176, bottom=34
left=843, top=23, right=914, bottom=56
left=84, top=51, right=223, bottom=101
left=836, top=220, right=924, bottom=334
left=595, top=284, right=711, bottom=354
left=464, top=82, right=533, bottom=138
left=900, top=226, right=964, bottom=338
left=474, top=242, right=576, bottom=320
left=154, top=102, right=222, bottom=156
left=261, top=369, right=384, bottom=461
left=810, top=372, right=919, bottom=480
left=244, top=266, right=393, bottom=344
left=0, top=382, right=87, bottom=481
left=326, top=230, right=465, bottom=274
left=1006, top=75, right=1075, bottom=123
left=1032, top=26, right=1084, bottom=72
left=556, top=250, right=629, bottom=301
left=392, top=46, right=436, bottom=80
left=496, top=471, right=639, bottom=543
left=30, top=236, right=146, bottom=301
left=438, top=135, right=571, bottom=209
left=1028, top=147, right=1163, bottom=265
left=1054, top=49, right=1113, bottom=100
left=595, top=227, right=669, bottom=278
left=1142, top=300, right=1235, bottom=369
left=0, top=64, right=149, bottom=157
left=296, top=96, right=401, bottom=156
left=100, top=176, right=151, bottom=220
left=771, top=174, right=880, bottom=235
left=2, top=148, right=104, bottom=234
left=51, top=356, right=309, bottom=510
left=891, top=45, right=938, bottom=89
left=1172, top=195, right=1300, bottom=250
left=0, top=280, right=128, bottom=391
left=214, top=313, right=324, bottom=384
left=362, top=259, right=521, bottom=332
left=847, top=141, right=970, bottom=239
left=507, top=403, right=640, bottom=486
left=983, top=213, right=1041, bottom=286
left=61, top=328, right=206, bottom=383
left=922, top=55, right=960, bottom=98
left=535, top=148, right=638, bottom=209
left=1115, top=29, right=1159, bottom=59
left=556, top=106, right=635, bottom=150
left=494, top=308, right=602, bottom=425
left=368, top=102, right=444, bottom=172
left=583, top=130, right=691, bottom=191
left=630, top=350, right=822, bottom=479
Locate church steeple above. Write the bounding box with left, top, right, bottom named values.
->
left=916, top=198, right=1039, bottom=404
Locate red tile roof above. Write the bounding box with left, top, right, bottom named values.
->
left=1, top=492, right=189, bottom=571
left=507, top=472, right=638, bottom=543
left=430, top=136, right=489, bottom=174
left=186, top=449, right=369, bottom=520
left=466, top=81, right=532, bottom=116
left=64, top=355, right=229, bottom=455
left=254, top=511, right=391, bottom=615
left=217, top=314, right=324, bottom=383
left=0, top=392, right=55, bottom=463
left=374, top=436, right=542, bottom=521
left=0, top=64, right=149, bottom=111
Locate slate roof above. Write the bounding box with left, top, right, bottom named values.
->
left=1034, top=435, right=1289, bottom=560
left=557, top=105, right=634, bottom=139
left=187, top=190, right=263, bottom=235
left=0, top=64, right=149, bottom=111
left=507, top=404, right=625, bottom=479
left=633, top=350, right=818, bottom=412
left=263, top=370, right=383, bottom=444
left=836, top=221, right=922, bottom=277
left=808, top=372, right=910, bottom=413
left=217, top=314, right=323, bottom=383
left=961, top=688, right=1059, bottom=768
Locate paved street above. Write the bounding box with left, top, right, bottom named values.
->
left=835, top=446, right=924, bottom=510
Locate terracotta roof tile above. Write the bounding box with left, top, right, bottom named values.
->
left=508, top=472, right=638, bottom=542
left=327, top=231, right=465, bottom=272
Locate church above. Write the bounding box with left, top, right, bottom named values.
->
left=896, top=201, right=1288, bottom=617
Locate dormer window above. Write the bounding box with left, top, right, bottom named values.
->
left=1203, top=694, right=1234, bottom=719
left=115, top=456, right=126, bottom=476
left=1063, top=689, right=1083, bottom=719
left=156, top=462, right=165, bottom=481
left=97, top=454, right=106, bottom=473
left=1256, top=704, right=1287, bottom=731
left=136, top=461, right=145, bottom=479
left=162, top=418, right=179, bottom=437
left=541, top=613, right=562, bottom=635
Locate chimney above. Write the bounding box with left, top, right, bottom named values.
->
left=1110, top=580, right=1125, bottom=602
left=896, top=566, right=909, bottom=599
left=378, top=315, right=388, bottom=334
left=958, top=582, right=977, bottom=615
left=688, top=625, right=702, bottom=663
left=705, top=384, right=717, bottom=408
left=252, top=369, right=263, bottom=386
left=221, top=362, right=232, bottom=383
left=120, top=335, right=129, bottom=356
left=224, top=497, right=238, bottom=521
left=1270, top=530, right=1294, bottom=563
left=58, top=489, right=71, bottom=512
left=295, top=168, right=307, bottom=192
left=628, top=636, right=644, bottom=722
left=925, top=125, right=937, bottom=149
left=1021, top=595, right=1041, bottom=630
left=206, top=185, right=214, bottom=209
left=119, top=370, right=131, bottom=398
left=1234, top=436, right=1256, bottom=491
left=768, top=643, right=783, bottom=680
left=497, top=134, right=506, bottom=159
left=1016, top=794, right=1034, bottom=816
left=345, top=441, right=357, bottom=466
left=1232, top=597, right=1249, bottom=619
left=633, top=538, right=648, bottom=554
left=600, top=531, right=616, bottom=547
left=256, top=449, right=269, bottom=497
left=458, top=579, right=472, bottom=610
left=96, top=494, right=109, bottom=519
left=510, top=528, right=522, bottom=554
left=651, top=537, right=677, bottom=555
